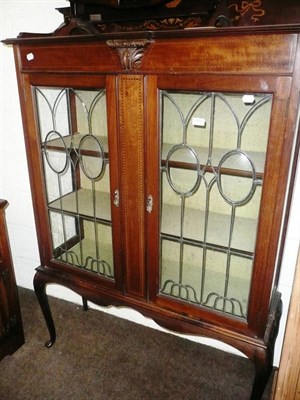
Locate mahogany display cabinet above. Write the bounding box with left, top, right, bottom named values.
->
left=4, top=1, right=300, bottom=398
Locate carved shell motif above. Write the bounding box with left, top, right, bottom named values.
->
left=106, top=39, right=151, bottom=70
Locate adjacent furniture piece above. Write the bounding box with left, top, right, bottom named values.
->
left=0, top=200, right=24, bottom=360
left=4, top=1, right=300, bottom=398
left=273, top=246, right=300, bottom=400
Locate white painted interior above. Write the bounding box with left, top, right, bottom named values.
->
left=1, top=0, right=299, bottom=365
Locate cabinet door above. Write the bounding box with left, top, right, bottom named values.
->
left=24, top=75, right=123, bottom=290
left=146, top=74, right=292, bottom=334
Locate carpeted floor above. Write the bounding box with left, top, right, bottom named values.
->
left=0, top=287, right=274, bottom=400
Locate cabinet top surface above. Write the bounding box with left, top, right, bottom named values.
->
left=4, top=24, right=300, bottom=46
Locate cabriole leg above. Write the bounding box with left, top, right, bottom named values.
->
left=33, top=270, right=56, bottom=348
left=250, top=292, right=282, bottom=399
left=250, top=348, right=272, bottom=400
left=82, top=297, right=88, bottom=311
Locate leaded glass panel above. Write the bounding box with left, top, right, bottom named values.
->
left=159, top=90, right=272, bottom=318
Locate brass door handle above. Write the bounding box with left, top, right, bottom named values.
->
left=113, top=189, right=120, bottom=207
left=146, top=195, right=153, bottom=213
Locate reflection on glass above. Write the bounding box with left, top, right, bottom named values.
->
left=159, top=90, right=272, bottom=318
left=35, top=87, right=114, bottom=280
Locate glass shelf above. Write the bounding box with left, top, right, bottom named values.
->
left=49, top=188, right=111, bottom=223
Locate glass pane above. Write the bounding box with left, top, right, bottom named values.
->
left=35, top=87, right=114, bottom=280
left=159, top=90, right=272, bottom=319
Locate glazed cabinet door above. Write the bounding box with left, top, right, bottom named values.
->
left=146, top=74, right=292, bottom=335
left=23, top=75, right=123, bottom=290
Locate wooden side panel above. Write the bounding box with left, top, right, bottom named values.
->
left=247, top=76, right=293, bottom=337
left=118, top=75, right=146, bottom=298
left=273, top=247, right=300, bottom=400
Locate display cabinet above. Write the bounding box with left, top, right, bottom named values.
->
left=4, top=1, right=300, bottom=398
left=0, top=200, right=24, bottom=360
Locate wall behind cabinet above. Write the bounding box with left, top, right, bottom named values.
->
left=1, top=0, right=300, bottom=366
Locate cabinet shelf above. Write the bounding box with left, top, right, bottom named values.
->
left=48, top=188, right=111, bottom=223
left=160, top=255, right=251, bottom=318
left=161, top=203, right=258, bottom=254
left=43, top=134, right=109, bottom=157
left=161, top=143, right=265, bottom=178
left=55, top=236, right=114, bottom=279
left=43, top=135, right=264, bottom=179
